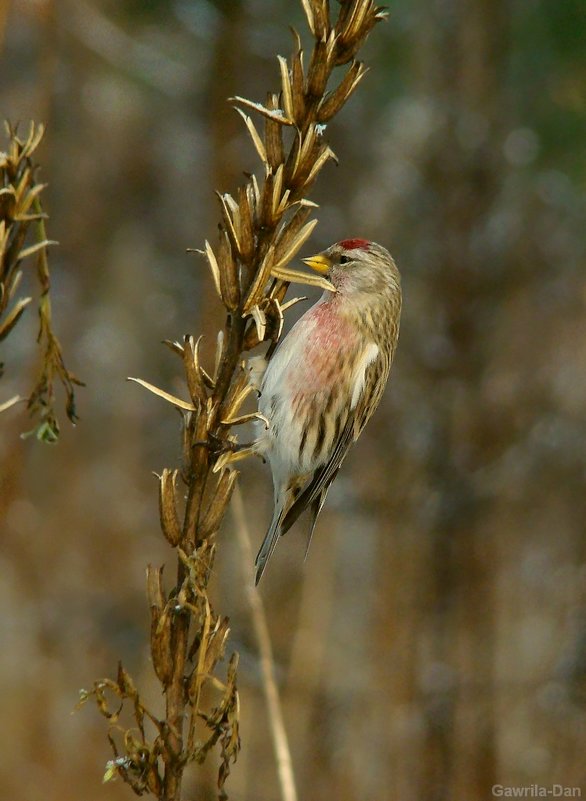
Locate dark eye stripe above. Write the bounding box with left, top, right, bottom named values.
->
left=339, top=255, right=350, bottom=264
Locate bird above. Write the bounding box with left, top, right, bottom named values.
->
left=253, top=238, right=402, bottom=584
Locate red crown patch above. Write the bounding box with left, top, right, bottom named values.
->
left=338, top=238, right=370, bottom=250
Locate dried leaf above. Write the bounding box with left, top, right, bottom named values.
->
left=0, top=296, right=31, bottom=340
left=235, top=108, right=267, bottom=164
left=230, top=96, right=293, bottom=126
left=277, top=56, right=294, bottom=122
left=16, top=238, right=58, bottom=261
left=271, top=264, right=335, bottom=293
left=127, top=377, right=196, bottom=412
left=0, top=395, right=22, bottom=413
left=272, top=218, right=318, bottom=271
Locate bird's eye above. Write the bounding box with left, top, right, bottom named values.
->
left=339, top=254, right=350, bottom=265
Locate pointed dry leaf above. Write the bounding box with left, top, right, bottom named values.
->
left=280, top=295, right=308, bottom=312
left=266, top=296, right=285, bottom=340
left=213, top=329, right=224, bottom=384
left=183, top=335, right=207, bottom=404
left=277, top=56, right=294, bottom=121
left=235, top=108, right=267, bottom=164
left=272, top=218, right=318, bottom=271
left=127, top=377, right=196, bottom=412
left=271, top=264, right=335, bottom=293
left=230, top=96, right=293, bottom=126
left=0, top=296, right=32, bottom=341
left=251, top=173, right=261, bottom=207
left=0, top=395, right=22, bottom=413
left=271, top=164, right=285, bottom=218
left=216, top=193, right=241, bottom=257
left=17, top=239, right=58, bottom=262
left=243, top=245, right=275, bottom=313
left=250, top=304, right=266, bottom=342
left=300, top=0, right=315, bottom=34
left=305, top=144, right=338, bottom=185
left=162, top=338, right=185, bottom=358
left=274, top=190, right=291, bottom=219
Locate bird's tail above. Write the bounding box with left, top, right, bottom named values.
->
left=254, top=500, right=285, bottom=585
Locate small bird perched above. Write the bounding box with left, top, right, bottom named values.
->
left=253, top=238, right=402, bottom=584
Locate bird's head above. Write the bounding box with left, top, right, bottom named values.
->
left=302, top=238, right=400, bottom=298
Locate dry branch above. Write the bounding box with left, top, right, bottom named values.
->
left=0, top=122, right=82, bottom=440
left=82, top=2, right=386, bottom=798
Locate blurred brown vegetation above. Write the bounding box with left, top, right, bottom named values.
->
left=1, top=1, right=585, bottom=800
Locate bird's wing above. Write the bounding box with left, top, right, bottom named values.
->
left=279, top=425, right=350, bottom=537
left=254, top=497, right=286, bottom=585
left=281, top=343, right=387, bottom=537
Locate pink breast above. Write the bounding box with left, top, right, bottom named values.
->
left=288, top=302, right=356, bottom=394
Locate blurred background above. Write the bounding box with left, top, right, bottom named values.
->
left=1, top=0, right=585, bottom=799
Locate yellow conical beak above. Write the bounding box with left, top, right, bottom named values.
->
left=302, top=253, right=331, bottom=274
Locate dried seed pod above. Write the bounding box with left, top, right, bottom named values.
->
left=259, top=170, right=277, bottom=228
left=152, top=607, right=174, bottom=685
left=318, top=61, right=369, bottom=122
left=199, top=469, right=239, bottom=538
left=307, top=34, right=335, bottom=98
left=277, top=56, right=295, bottom=122
left=292, top=125, right=321, bottom=185
left=273, top=204, right=312, bottom=264
left=243, top=244, right=275, bottom=313
left=216, top=192, right=241, bottom=257
left=310, top=0, right=331, bottom=40
left=304, top=143, right=338, bottom=188
left=158, top=468, right=183, bottom=547
left=264, top=93, right=285, bottom=170
left=182, top=335, right=207, bottom=405
left=217, top=226, right=241, bottom=312
left=284, top=131, right=303, bottom=188
left=338, top=0, right=372, bottom=42
left=146, top=564, right=166, bottom=611
left=222, top=365, right=252, bottom=423
left=237, top=185, right=255, bottom=264
left=334, top=1, right=382, bottom=66
left=202, top=615, right=230, bottom=675
left=270, top=164, right=286, bottom=221
left=290, top=41, right=306, bottom=123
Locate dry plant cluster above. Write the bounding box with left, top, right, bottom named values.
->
left=0, top=122, right=81, bottom=440
left=78, top=2, right=388, bottom=799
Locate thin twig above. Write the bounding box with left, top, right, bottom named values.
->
left=231, top=484, right=298, bottom=801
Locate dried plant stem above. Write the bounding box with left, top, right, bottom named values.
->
left=0, top=122, right=82, bottom=439
left=231, top=485, right=298, bottom=801
left=82, top=2, right=387, bottom=798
